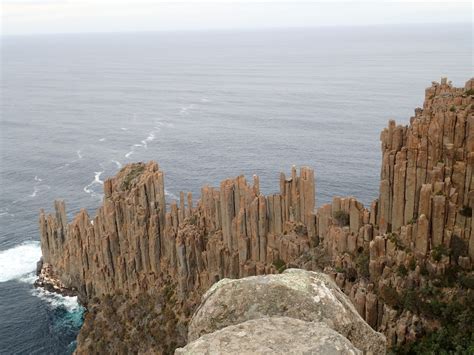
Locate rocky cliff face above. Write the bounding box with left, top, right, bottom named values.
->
left=37, top=78, right=473, bottom=353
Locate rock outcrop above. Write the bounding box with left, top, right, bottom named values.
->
left=36, top=78, right=473, bottom=353
left=187, top=269, right=386, bottom=354
left=177, top=317, right=362, bottom=355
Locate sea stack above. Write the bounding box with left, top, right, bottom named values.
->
left=36, top=78, right=473, bottom=353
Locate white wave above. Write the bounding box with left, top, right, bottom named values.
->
left=133, top=143, right=144, bottom=148
left=145, top=132, right=156, bottom=142
left=112, top=160, right=122, bottom=169
left=200, top=97, right=210, bottom=102
left=121, top=127, right=128, bottom=131
left=83, top=171, right=104, bottom=197
left=179, top=104, right=196, bottom=114
left=18, top=272, right=37, bottom=284
left=34, top=175, right=42, bottom=182
left=30, top=186, right=39, bottom=197
left=99, top=138, right=106, bottom=142
left=165, top=189, right=179, bottom=201
left=125, top=151, right=134, bottom=158
left=0, top=242, right=42, bottom=283
left=77, top=150, right=83, bottom=159
left=32, top=287, right=82, bottom=313
left=94, top=171, right=104, bottom=185
left=29, top=185, right=50, bottom=198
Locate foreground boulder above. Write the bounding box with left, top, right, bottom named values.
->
left=176, top=317, right=362, bottom=354
left=188, top=269, right=386, bottom=354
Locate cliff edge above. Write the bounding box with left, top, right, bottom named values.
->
left=37, top=78, right=474, bottom=353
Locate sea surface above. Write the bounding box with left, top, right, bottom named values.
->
left=0, top=24, right=471, bottom=353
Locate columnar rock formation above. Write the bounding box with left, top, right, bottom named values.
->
left=311, top=78, right=473, bottom=345
left=37, top=78, right=473, bottom=353
left=39, top=163, right=315, bottom=305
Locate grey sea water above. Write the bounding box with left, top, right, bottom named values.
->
left=0, top=24, right=471, bottom=353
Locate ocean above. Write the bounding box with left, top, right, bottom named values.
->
left=0, top=24, right=471, bottom=353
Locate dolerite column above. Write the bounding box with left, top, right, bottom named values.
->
left=249, top=197, right=259, bottom=262
left=300, top=167, right=315, bottom=235
left=258, top=195, right=267, bottom=262
left=273, top=194, right=283, bottom=235
left=404, top=148, right=417, bottom=224
left=432, top=195, right=446, bottom=247
left=179, top=191, right=185, bottom=224
left=415, top=214, right=429, bottom=255
left=186, top=192, right=193, bottom=218
left=392, top=149, right=407, bottom=231
left=378, top=179, right=390, bottom=234
left=220, top=180, right=235, bottom=251
left=418, top=184, right=432, bottom=221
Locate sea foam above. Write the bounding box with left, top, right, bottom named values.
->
left=32, top=287, right=83, bottom=313
left=0, top=242, right=42, bottom=282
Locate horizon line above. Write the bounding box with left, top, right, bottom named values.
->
left=2, top=21, right=471, bottom=38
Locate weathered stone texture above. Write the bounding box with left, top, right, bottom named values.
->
left=176, top=317, right=362, bottom=355
left=37, top=78, right=473, bottom=353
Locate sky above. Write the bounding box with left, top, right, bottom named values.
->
left=1, top=0, right=472, bottom=36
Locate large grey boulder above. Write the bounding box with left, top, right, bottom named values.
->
left=176, top=317, right=362, bottom=354
left=188, top=269, right=386, bottom=354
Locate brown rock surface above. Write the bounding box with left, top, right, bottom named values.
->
left=36, top=78, right=473, bottom=353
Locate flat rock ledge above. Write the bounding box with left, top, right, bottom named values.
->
left=187, top=269, right=386, bottom=354
left=176, top=317, right=362, bottom=355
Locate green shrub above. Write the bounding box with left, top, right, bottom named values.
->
left=397, top=264, right=408, bottom=277
left=420, top=263, right=429, bottom=276
left=380, top=285, right=400, bottom=308
left=273, top=259, right=287, bottom=273
left=121, top=165, right=145, bottom=190
left=459, top=205, right=472, bottom=218
left=388, top=232, right=405, bottom=250
left=450, top=235, right=468, bottom=262
left=187, top=215, right=198, bottom=226
left=460, top=274, right=474, bottom=289
left=432, top=244, right=450, bottom=262
left=464, top=89, right=474, bottom=96
left=333, top=210, right=350, bottom=227
left=449, top=105, right=456, bottom=112
left=355, top=250, right=370, bottom=278
left=392, top=291, right=474, bottom=354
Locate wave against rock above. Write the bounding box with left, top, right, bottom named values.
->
left=36, top=78, right=473, bottom=353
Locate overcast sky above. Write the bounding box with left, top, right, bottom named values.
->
left=2, top=0, right=472, bottom=36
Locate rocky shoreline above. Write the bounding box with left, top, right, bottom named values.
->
left=35, top=78, right=474, bottom=354
left=34, top=258, right=79, bottom=299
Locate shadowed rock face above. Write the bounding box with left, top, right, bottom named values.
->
left=177, top=317, right=362, bottom=355
left=187, top=269, right=386, bottom=354
left=36, top=78, right=473, bottom=353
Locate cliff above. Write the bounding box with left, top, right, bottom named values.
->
left=37, top=78, right=474, bottom=353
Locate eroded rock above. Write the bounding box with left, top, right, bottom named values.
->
left=188, top=269, right=386, bottom=354
left=176, top=317, right=362, bottom=355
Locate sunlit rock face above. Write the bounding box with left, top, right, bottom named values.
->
left=36, top=78, right=473, bottom=353
left=187, top=269, right=386, bottom=354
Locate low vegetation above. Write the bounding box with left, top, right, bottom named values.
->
left=121, top=165, right=145, bottom=190
left=459, top=205, right=472, bottom=218
left=333, top=211, right=350, bottom=227
left=272, top=259, right=287, bottom=273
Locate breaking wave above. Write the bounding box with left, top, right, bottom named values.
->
left=0, top=242, right=42, bottom=283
